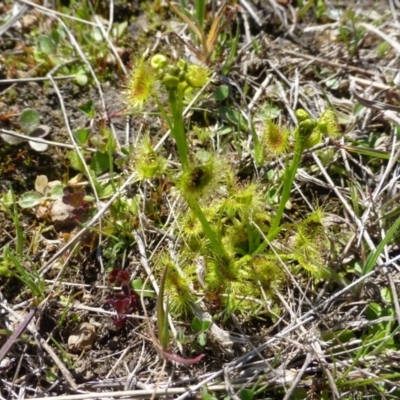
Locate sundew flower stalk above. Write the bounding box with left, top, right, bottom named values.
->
left=151, top=56, right=211, bottom=172
left=253, top=109, right=324, bottom=256
left=148, top=55, right=225, bottom=257
left=124, top=54, right=224, bottom=257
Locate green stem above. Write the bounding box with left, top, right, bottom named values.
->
left=249, top=117, right=263, bottom=166
left=167, top=87, right=224, bottom=257
left=252, top=141, right=306, bottom=256
left=168, top=88, right=189, bottom=171
left=252, top=118, right=317, bottom=256
left=268, top=142, right=305, bottom=241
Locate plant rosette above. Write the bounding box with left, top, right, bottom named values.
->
left=18, top=175, right=64, bottom=219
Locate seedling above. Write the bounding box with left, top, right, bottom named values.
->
left=66, top=100, right=116, bottom=182
left=18, top=175, right=63, bottom=209
left=191, top=316, right=211, bottom=347
left=107, top=268, right=139, bottom=328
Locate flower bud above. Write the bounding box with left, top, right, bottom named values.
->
left=162, top=74, right=180, bottom=89
left=295, top=109, right=310, bottom=122
left=167, top=65, right=181, bottom=77
left=185, top=64, right=209, bottom=88
left=317, top=121, right=328, bottom=134
left=150, top=54, right=167, bottom=71
left=297, top=119, right=317, bottom=141
left=177, top=59, right=188, bottom=72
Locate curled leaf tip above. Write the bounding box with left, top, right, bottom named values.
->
left=163, top=351, right=205, bottom=365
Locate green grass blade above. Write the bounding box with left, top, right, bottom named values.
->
left=222, top=23, right=239, bottom=75
left=2, top=187, right=25, bottom=257
left=363, top=215, right=400, bottom=275
left=195, top=0, right=206, bottom=29
left=6, top=247, right=44, bottom=301
left=343, top=145, right=391, bottom=160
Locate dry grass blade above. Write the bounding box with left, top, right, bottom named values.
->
left=0, top=307, right=36, bottom=364
left=157, top=262, right=169, bottom=350
left=0, top=304, right=77, bottom=391
left=165, top=0, right=231, bottom=64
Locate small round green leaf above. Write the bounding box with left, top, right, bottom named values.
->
left=197, top=332, right=207, bottom=347
left=214, top=85, right=229, bottom=101
left=50, top=29, right=61, bottom=45
left=19, top=191, right=43, bottom=208
left=191, top=316, right=203, bottom=333
left=78, top=100, right=95, bottom=118
left=19, top=109, right=40, bottom=134
left=49, top=183, right=64, bottom=199
left=38, top=35, right=56, bottom=55
left=75, top=69, right=89, bottom=86
left=131, top=279, right=155, bottom=297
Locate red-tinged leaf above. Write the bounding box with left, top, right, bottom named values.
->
left=162, top=351, right=205, bottom=365
left=71, top=207, right=85, bottom=221
left=62, top=187, right=86, bottom=208
left=117, top=269, right=131, bottom=284
left=108, top=268, right=120, bottom=283
left=114, top=292, right=126, bottom=300
left=63, top=186, right=74, bottom=196
left=111, top=314, right=127, bottom=328
left=129, top=294, right=139, bottom=309
left=121, top=282, right=131, bottom=297
left=108, top=298, right=130, bottom=314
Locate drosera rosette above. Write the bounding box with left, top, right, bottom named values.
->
left=222, top=180, right=264, bottom=220
left=218, top=180, right=271, bottom=254
left=250, top=254, right=286, bottom=296
left=180, top=205, right=219, bottom=252
left=174, top=154, right=231, bottom=257
left=202, top=252, right=285, bottom=318
left=284, top=208, right=333, bottom=281
left=177, top=157, right=216, bottom=201
left=226, top=255, right=284, bottom=315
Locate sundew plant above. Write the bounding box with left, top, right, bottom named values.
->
left=123, top=53, right=343, bottom=319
